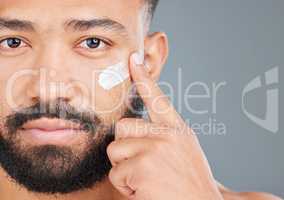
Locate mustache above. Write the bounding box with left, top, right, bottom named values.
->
left=5, top=99, right=102, bottom=135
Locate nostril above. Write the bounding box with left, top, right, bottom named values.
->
left=26, top=89, right=40, bottom=103
left=31, top=96, right=40, bottom=103
left=26, top=84, right=39, bottom=101
left=28, top=96, right=70, bottom=105
left=57, top=97, right=71, bottom=103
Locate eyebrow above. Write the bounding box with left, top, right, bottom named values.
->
left=0, top=17, right=128, bottom=36
left=0, top=18, right=35, bottom=31
left=64, top=18, right=128, bottom=34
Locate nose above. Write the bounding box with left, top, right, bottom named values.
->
left=25, top=47, right=78, bottom=104
left=27, top=76, right=77, bottom=104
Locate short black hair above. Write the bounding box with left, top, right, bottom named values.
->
left=146, top=0, right=159, bottom=18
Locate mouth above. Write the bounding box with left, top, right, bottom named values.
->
left=19, top=118, right=87, bottom=145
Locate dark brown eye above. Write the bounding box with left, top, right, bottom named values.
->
left=4, top=38, right=22, bottom=48
left=86, top=38, right=100, bottom=48
left=78, top=37, right=107, bottom=50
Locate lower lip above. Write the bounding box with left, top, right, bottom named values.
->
left=20, top=129, right=85, bottom=144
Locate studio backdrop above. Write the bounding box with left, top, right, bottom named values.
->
left=152, top=0, right=283, bottom=197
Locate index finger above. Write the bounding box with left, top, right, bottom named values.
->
left=129, top=52, right=184, bottom=127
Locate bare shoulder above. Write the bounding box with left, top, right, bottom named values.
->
left=222, top=190, right=282, bottom=200
left=218, top=182, right=282, bottom=200
left=237, top=192, right=282, bottom=200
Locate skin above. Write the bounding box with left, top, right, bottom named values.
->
left=0, top=0, right=281, bottom=199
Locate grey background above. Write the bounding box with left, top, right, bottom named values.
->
left=151, top=0, right=283, bottom=197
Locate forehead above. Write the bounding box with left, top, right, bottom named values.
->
left=0, top=0, right=144, bottom=31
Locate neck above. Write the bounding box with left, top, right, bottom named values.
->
left=0, top=167, right=125, bottom=200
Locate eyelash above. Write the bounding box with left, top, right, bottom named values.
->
left=76, top=37, right=112, bottom=51
left=0, top=36, right=112, bottom=53
left=0, top=37, right=29, bottom=50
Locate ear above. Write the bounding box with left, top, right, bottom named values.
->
left=144, top=32, right=169, bottom=81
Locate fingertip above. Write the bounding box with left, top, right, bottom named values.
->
left=129, top=52, right=149, bottom=81
left=131, top=52, right=144, bottom=65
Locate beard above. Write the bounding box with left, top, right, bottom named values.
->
left=0, top=97, right=144, bottom=195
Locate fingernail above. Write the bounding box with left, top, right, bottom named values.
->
left=131, top=52, right=144, bottom=65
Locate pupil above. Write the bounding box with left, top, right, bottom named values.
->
left=86, top=38, right=100, bottom=48
left=7, top=38, right=21, bottom=48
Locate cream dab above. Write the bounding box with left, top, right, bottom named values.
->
left=98, top=62, right=129, bottom=90
left=98, top=52, right=144, bottom=90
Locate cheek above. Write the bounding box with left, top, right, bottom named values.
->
left=0, top=53, right=37, bottom=110
left=66, top=64, right=132, bottom=123
left=67, top=57, right=132, bottom=119
left=79, top=74, right=131, bottom=122
left=92, top=79, right=132, bottom=122
left=0, top=50, right=132, bottom=123
left=0, top=68, right=37, bottom=116
left=0, top=69, right=25, bottom=118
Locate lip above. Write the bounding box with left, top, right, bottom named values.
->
left=22, top=118, right=81, bottom=131
left=20, top=118, right=84, bottom=144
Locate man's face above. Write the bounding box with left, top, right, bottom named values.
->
left=0, top=0, right=146, bottom=194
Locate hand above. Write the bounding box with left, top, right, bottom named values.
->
left=107, top=52, right=223, bottom=200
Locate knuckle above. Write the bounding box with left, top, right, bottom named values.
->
left=108, top=166, right=118, bottom=183
left=106, top=141, right=116, bottom=157
left=115, top=120, right=125, bottom=133
left=118, top=117, right=137, bottom=125
left=117, top=118, right=129, bottom=124
left=115, top=121, right=129, bottom=139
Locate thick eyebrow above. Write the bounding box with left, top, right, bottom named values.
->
left=64, top=18, right=128, bottom=34
left=0, top=18, right=35, bottom=32
left=0, top=17, right=128, bottom=36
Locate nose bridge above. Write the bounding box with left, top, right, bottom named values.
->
left=36, top=41, right=68, bottom=75
left=27, top=43, right=75, bottom=103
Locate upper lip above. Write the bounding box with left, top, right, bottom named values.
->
left=22, top=118, right=81, bottom=131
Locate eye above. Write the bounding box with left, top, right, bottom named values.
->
left=78, top=37, right=107, bottom=50
left=0, top=37, right=28, bottom=49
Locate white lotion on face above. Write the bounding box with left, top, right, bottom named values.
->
left=98, top=62, right=129, bottom=90
left=98, top=52, right=144, bottom=90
